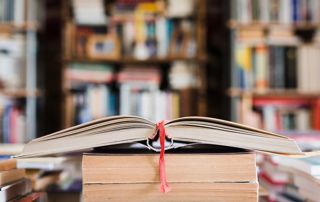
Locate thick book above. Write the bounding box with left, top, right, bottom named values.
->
left=83, top=183, right=258, bottom=202
left=0, top=159, right=16, bottom=171
left=16, top=115, right=308, bottom=158
left=83, top=153, right=257, bottom=184
left=0, top=168, right=26, bottom=186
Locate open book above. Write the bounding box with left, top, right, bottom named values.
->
left=16, top=116, right=305, bottom=158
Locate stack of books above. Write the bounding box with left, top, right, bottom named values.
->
left=258, top=155, right=320, bottom=201
left=15, top=115, right=307, bottom=201
left=0, top=159, right=33, bottom=201
left=82, top=152, right=258, bottom=201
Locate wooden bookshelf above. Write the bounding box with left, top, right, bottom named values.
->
left=228, top=0, right=320, bottom=130
left=61, top=0, right=208, bottom=127
left=0, top=0, right=41, bottom=143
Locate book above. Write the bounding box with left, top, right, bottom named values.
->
left=72, top=0, right=107, bottom=25
left=0, top=178, right=32, bottom=202
left=84, top=182, right=258, bottom=202
left=65, top=63, right=114, bottom=84
left=0, top=159, right=16, bottom=171
left=0, top=168, right=25, bottom=186
left=16, top=115, right=308, bottom=158
left=17, top=157, right=81, bottom=171
left=83, top=153, right=257, bottom=184
left=276, top=156, right=320, bottom=177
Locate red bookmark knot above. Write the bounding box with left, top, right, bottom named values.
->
left=157, top=121, right=171, bottom=193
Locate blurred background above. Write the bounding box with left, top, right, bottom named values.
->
left=1, top=0, right=320, bottom=201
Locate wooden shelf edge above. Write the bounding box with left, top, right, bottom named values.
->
left=64, top=56, right=207, bottom=64
left=227, top=88, right=320, bottom=98
left=0, top=23, right=40, bottom=32
left=0, top=89, right=41, bottom=98
left=228, top=20, right=320, bottom=30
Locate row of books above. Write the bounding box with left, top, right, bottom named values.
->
left=72, top=0, right=195, bottom=26
left=235, top=45, right=320, bottom=92
left=65, top=64, right=198, bottom=125
left=232, top=0, right=320, bottom=24
left=255, top=101, right=312, bottom=132
left=65, top=62, right=197, bottom=88
left=65, top=84, right=118, bottom=126
left=236, top=97, right=320, bottom=131
left=0, top=0, right=29, bottom=25
left=0, top=34, right=26, bottom=90
left=259, top=155, right=320, bottom=202
left=0, top=99, right=26, bottom=144
left=70, top=20, right=197, bottom=60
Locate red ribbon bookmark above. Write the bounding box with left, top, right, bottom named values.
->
left=157, top=121, right=171, bottom=193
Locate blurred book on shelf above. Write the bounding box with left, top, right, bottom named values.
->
left=65, top=63, right=114, bottom=84
left=72, top=0, right=107, bottom=25
left=0, top=98, right=26, bottom=144
left=0, top=34, right=26, bottom=90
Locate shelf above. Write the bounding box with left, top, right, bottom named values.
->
left=0, top=89, right=41, bottom=98
left=228, top=20, right=320, bottom=30
left=0, top=143, right=24, bottom=155
left=65, top=56, right=207, bottom=65
left=0, top=23, right=39, bottom=33
left=274, top=130, right=320, bottom=137
left=227, top=88, right=320, bottom=99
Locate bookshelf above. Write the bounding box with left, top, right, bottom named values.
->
left=229, top=1, right=320, bottom=201
left=0, top=0, right=42, bottom=144
left=61, top=0, right=207, bottom=127
left=229, top=1, right=320, bottom=128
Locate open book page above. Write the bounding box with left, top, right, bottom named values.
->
left=33, top=116, right=154, bottom=142
left=166, top=117, right=287, bottom=138
left=166, top=117, right=302, bottom=155
left=17, top=116, right=155, bottom=158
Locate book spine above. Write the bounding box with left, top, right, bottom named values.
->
left=254, top=46, right=268, bottom=91
left=284, top=47, right=297, bottom=89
